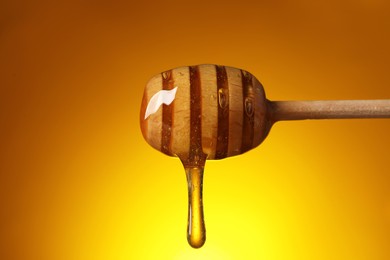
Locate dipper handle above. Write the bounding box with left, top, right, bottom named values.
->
left=269, top=99, right=390, bottom=122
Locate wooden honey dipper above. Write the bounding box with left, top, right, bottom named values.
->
left=140, top=64, right=390, bottom=248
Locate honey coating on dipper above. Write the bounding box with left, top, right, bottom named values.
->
left=140, top=64, right=269, bottom=248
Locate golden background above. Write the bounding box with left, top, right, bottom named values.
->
left=1, top=1, right=390, bottom=259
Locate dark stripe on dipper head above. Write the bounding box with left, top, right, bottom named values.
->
left=215, top=65, right=230, bottom=159
left=241, top=70, right=255, bottom=153
left=187, top=66, right=207, bottom=167
left=161, top=70, right=174, bottom=156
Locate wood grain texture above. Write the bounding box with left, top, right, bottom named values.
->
left=171, top=67, right=191, bottom=158
left=270, top=99, right=390, bottom=121
left=142, top=73, right=163, bottom=152
left=226, top=66, right=243, bottom=157
left=199, top=65, right=218, bottom=159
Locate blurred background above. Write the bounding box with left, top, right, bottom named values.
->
left=1, top=0, right=390, bottom=259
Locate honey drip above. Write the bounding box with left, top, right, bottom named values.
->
left=184, top=166, right=206, bottom=248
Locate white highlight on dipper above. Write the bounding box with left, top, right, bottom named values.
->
left=144, top=87, right=178, bottom=119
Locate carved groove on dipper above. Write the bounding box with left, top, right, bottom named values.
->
left=161, top=70, right=175, bottom=156
left=187, top=66, right=207, bottom=167
left=241, top=70, right=255, bottom=153
left=215, top=65, right=230, bottom=159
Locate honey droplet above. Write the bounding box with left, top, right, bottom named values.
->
left=185, top=166, right=206, bottom=248
left=245, top=97, right=254, bottom=116
left=242, top=70, right=252, bottom=80
left=162, top=71, right=171, bottom=80
left=218, top=88, right=228, bottom=109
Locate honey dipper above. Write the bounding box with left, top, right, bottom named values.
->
left=140, top=64, right=390, bottom=248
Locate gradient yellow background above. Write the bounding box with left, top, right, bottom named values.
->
left=1, top=1, right=390, bottom=259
